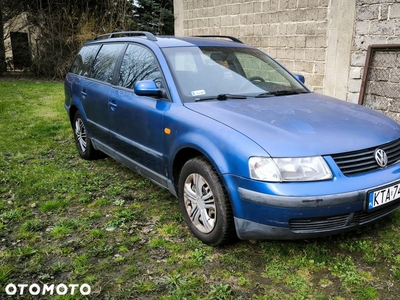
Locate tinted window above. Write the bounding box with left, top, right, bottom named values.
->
left=70, top=45, right=100, bottom=76
left=118, top=44, right=162, bottom=89
left=91, top=43, right=125, bottom=83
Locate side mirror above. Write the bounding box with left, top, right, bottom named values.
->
left=134, top=80, right=166, bottom=98
left=294, top=74, right=305, bottom=84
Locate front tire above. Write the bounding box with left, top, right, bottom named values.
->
left=178, top=157, right=236, bottom=246
left=72, top=111, right=102, bottom=160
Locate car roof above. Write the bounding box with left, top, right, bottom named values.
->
left=85, top=31, right=252, bottom=49
left=161, top=36, right=250, bottom=48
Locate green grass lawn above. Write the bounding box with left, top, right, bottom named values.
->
left=1, top=79, right=400, bottom=299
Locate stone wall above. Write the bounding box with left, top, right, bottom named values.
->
left=349, top=1, right=400, bottom=104
left=360, top=47, right=400, bottom=122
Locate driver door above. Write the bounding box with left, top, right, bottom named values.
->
left=108, top=43, right=169, bottom=176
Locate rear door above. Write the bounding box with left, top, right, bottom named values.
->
left=108, top=43, right=170, bottom=176
left=81, top=43, right=126, bottom=145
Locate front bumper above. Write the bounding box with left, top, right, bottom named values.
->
left=223, top=167, right=400, bottom=240
left=235, top=187, right=400, bottom=240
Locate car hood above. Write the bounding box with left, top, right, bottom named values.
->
left=184, top=93, right=400, bottom=157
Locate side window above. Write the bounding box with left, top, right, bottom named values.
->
left=91, top=43, right=125, bottom=83
left=70, top=45, right=100, bottom=76
left=118, top=44, right=162, bottom=89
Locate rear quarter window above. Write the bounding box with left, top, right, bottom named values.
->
left=70, top=45, right=100, bottom=76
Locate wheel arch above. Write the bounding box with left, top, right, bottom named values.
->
left=171, top=144, right=232, bottom=199
left=172, top=147, right=204, bottom=196
left=68, top=105, right=79, bottom=124
left=67, top=104, right=95, bottom=140
left=174, top=149, right=238, bottom=245
left=169, top=128, right=258, bottom=199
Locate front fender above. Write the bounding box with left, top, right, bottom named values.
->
left=164, top=105, right=269, bottom=181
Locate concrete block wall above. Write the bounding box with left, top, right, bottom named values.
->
left=175, top=0, right=400, bottom=106
left=349, top=1, right=400, bottom=103
left=177, top=0, right=331, bottom=93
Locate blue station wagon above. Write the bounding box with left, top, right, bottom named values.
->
left=64, top=31, right=400, bottom=245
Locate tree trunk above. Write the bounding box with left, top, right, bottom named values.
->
left=0, top=1, right=6, bottom=75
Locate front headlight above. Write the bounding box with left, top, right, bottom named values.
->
left=249, top=156, right=333, bottom=182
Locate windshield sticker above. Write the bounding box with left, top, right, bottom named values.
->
left=191, top=90, right=206, bottom=96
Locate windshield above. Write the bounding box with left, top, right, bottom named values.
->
left=162, top=46, right=308, bottom=103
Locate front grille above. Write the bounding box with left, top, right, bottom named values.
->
left=289, top=215, right=350, bottom=232
left=289, top=201, right=400, bottom=233
left=331, top=138, right=400, bottom=176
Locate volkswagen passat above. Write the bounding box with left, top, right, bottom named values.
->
left=64, top=32, right=400, bottom=245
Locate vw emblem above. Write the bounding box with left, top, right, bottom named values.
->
left=374, top=148, right=388, bottom=168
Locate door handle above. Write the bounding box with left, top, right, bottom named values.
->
left=109, top=100, right=117, bottom=111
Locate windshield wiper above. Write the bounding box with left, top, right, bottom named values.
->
left=272, top=90, right=301, bottom=96
left=255, top=92, right=274, bottom=98
left=195, top=94, right=247, bottom=102
left=256, top=89, right=308, bottom=98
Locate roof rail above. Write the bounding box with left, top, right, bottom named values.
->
left=194, top=35, right=243, bottom=44
left=95, top=31, right=157, bottom=41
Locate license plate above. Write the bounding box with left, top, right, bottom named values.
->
left=368, top=182, right=400, bottom=210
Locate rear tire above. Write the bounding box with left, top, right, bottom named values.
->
left=72, top=111, right=103, bottom=160
left=178, top=157, right=236, bottom=246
